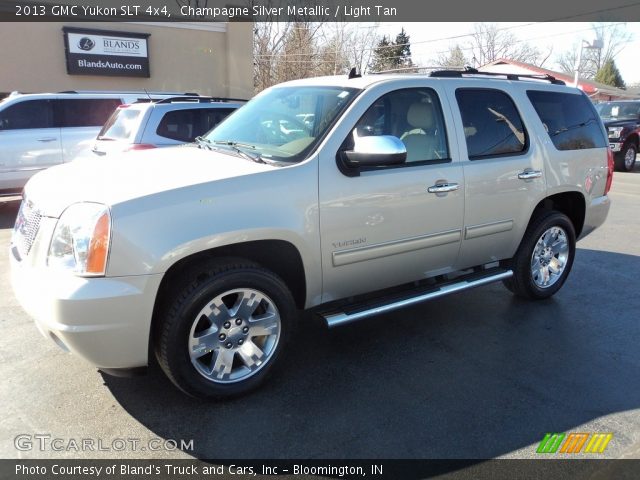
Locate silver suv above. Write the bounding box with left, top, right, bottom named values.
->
left=0, top=91, right=197, bottom=195
left=11, top=71, right=612, bottom=398
left=90, top=97, right=244, bottom=156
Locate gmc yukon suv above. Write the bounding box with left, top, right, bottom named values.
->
left=11, top=71, right=613, bottom=398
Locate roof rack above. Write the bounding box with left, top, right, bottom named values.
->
left=429, top=68, right=566, bottom=85
left=57, top=90, right=201, bottom=96
left=154, top=96, right=248, bottom=104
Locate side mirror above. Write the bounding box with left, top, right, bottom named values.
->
left=343, top=135, right=407, bottom=167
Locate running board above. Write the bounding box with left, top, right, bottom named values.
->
left=321, top=268, right=513, bottom=328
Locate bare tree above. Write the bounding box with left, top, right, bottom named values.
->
left=253, top=22, right=294, bottom=92
left=467, top=23, right=547, bottom=67
left=253, top=22, right=381, bottom=92
left=556, top=23, right=632, bottom=80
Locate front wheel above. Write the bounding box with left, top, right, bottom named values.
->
left=155, top=259, right=296, bottom=398
left=615, top=142, right=637, bottom=172
left=504, top=212, right=576, bottom=300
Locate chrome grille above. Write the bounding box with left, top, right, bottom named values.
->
left=13, top=198, right=42, bottom=258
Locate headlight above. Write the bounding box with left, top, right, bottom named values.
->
left=608, top=126, right=624, bottom=138
left=47, top=203, right=111, bottom=276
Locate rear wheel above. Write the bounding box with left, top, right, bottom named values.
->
left=504, top=211, right=576, bottom=300
left=155, top=259, right=296, bottom=398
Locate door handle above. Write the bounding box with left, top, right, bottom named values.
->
left=518, top=170, right=542, bottom=180
left=37, top=137, right=57, bottom=143
left=428, top=182, right=459, bottom=194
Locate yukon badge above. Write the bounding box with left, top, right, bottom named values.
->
left=333, top=238, right=367, bottom=249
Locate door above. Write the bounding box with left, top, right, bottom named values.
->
left=319, top=87, right=464, bottom=302
left=450, top=87, right=547, bottom=269
left=0, top=99, right=61, bottom=192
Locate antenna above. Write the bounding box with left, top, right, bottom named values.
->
left=348, top=67, right=361, bottom=79
left=143, top=88, right=151, bottom=101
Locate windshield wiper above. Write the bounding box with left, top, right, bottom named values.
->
left=212, top=140, right=266, bottom=164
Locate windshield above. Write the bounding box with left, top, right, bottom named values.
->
left=98, top=107, right=143, bottom=140
left=205, top=86, right=358, bottom=163
left=595, top=102, right=640, bottom=121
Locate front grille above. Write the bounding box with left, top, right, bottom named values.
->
left=13, top=198, right=42, bottom=258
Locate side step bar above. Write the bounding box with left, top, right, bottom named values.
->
left=321, top=268, right=513, bottom=328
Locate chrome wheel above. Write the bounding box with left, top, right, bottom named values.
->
left=530, top=226, right=569, bottom=288
left=624, top=146, right=637, bottom=170
left=188, top=288, right=281, bottom=384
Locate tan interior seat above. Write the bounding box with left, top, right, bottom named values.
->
left=401, top=103, right=438, bottom=162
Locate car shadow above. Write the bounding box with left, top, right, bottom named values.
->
left=0, top=198, right=20, bottom=229
left=100, top=247, right=638, bottom=460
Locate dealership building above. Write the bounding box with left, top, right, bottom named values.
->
left=0, top=21, right=253, bottom=99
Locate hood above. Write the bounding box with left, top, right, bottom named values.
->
left=602, top=118, right=638, bottom=128
left=25, top=145, right=273, bottom=217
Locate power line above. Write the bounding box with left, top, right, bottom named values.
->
left=255, top=22, right=630, bottom=65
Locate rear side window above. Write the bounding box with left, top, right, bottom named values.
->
left=57, top=99, right=122, bottom=127
left=527, top=90, right=607, bottom=151
left=156, top=108, right=235, bottom=142
left=456, top=89, right=527, bottom=159
left=201, top=108, right=235, bottom=133
left=0, top=100, right=54, bottom=130
left=98, top=108, right=143, bottom=140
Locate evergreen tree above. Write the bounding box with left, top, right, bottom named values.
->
left=394, top=28, right=413, bottom=68
left=370, top=29, right=413, bottom=72
left=594, top=59, right=626, bottom=89
left=437, top=45, right=468, bottom=69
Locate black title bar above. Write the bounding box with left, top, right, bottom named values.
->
left=1, top=0, right=640, bottom=22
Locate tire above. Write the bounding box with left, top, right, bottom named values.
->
left=503, top=211, right=576, bottom=300
left=155, top=258, right=296, bottom=398
left=614, top=142, right=637, bottom=172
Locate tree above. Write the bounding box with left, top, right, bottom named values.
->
left=435, top=44, right=468, bottom=69
left=369, top=28, right=413, bottom=72
left=394, top=28, right=413, bottom=68
left=254, top=22, right=381, bottom=92
left=556, top=23, right=632, bottom=79
left=595, top=59, right=626, bottom=88
left=467, top=23, right=551, bottom=67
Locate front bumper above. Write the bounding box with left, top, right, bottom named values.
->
left=10, top=249, right=163, bottom=369
left=579, top=194, right=611, bottom=240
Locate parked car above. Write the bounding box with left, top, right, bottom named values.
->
left=11, top=70, right=612, bottom=398
left=90, top=97, right=244, bottom=157
left=595, top=100, right=640, bottom=172
left=0, top=91, right=199, bottom=196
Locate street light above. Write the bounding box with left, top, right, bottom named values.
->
left=573, top=39, right=604, bottom=87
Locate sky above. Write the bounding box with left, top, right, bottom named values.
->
left=377, top=22, right=640, bottom=85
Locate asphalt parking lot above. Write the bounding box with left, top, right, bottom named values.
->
left=1, top=171, right=639, bottom=461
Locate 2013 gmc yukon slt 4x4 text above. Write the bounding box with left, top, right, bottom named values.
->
left=11, top=71, right=613, bottom=398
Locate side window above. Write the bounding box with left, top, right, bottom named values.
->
left=201, top=108, right=235, bottom=134
left=156, top=109, right=198, bottom=142
left=57, top=99, right=122, bottom=127
left=527, top=90, right=607, bottom=151
left=349, top=88, right=449, bottom=164
left=0, top=100, right=54, bottom=130
left=456, top=89, right=527, bottom=159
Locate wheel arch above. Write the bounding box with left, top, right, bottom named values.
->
left=624, top=133, right=639, bottom=150
left=529, top=191, right=586, bottom=238
left=149, top=239, right=307, bottom=357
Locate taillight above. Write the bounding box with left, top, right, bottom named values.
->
left=604, top=147, right=614, bottom=195
left=125, top=143, right=157, bottom=152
